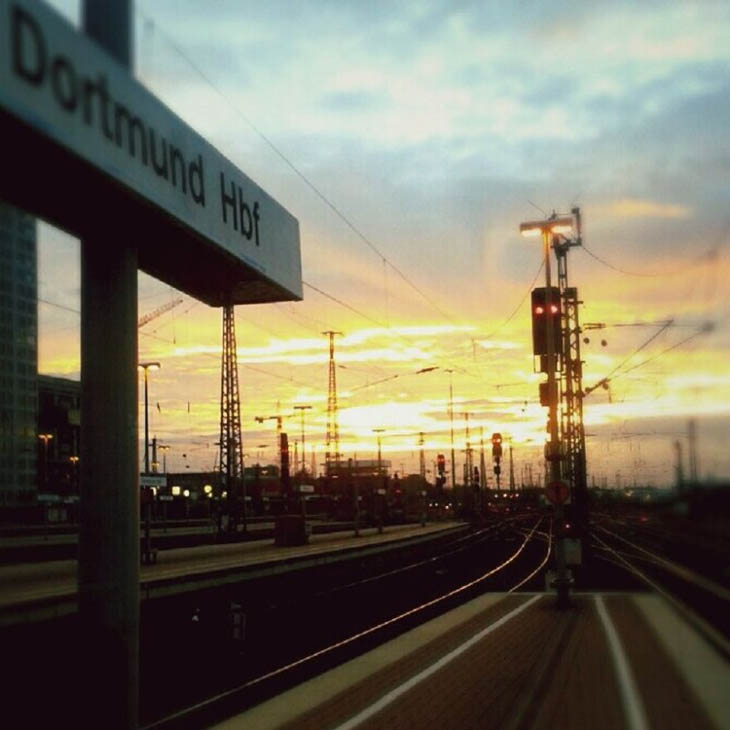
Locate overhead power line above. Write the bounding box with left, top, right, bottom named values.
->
left=585, top=322, right=713, bottom=396
left=137, top=8, right=461, bottom=328
left=615, top=324, right=713, bottom=379
left=603, top=320, right=674, bottom=382
left=581, top=242, right=719, bottom=278
left=303, top=281, right=387, bottom=329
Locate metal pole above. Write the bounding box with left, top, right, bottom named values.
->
left=374, top=429, right=384, bottom=533
left=543, top=229, right=570, bottom=607
left=509, top=444, right=516, bottom=491
left=79, top=2, right=138, bottom=727
left=294, top=405, right=311, bottom=475
left=448, top=374, right=456, bottom=491
left=143, top=368, right=149, bottom=474
left=300, top=413, right=305, bottom=473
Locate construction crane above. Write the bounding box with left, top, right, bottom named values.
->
left=138, top=298, right=184, bottom=328
left=255, top=414, right=288, bottom=433
left=255, top=413, right=295, bottom=490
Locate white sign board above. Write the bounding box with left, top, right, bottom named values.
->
left=0, top=0, right=301, bottom=305
left=298, top=484, right=315, bottom=493
left=140, top=475, right=167, bottom=488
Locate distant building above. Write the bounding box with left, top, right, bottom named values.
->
left=336, top=459, right=392, bottom=477
left=0, top=202, right=37, bottom=507
left=37, top=375, right=81, bottom=497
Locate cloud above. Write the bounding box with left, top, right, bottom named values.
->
left=595, top=199, right=692, bottom=220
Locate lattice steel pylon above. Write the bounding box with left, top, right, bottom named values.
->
left=419, top=432, right=426, bottom=484
left=555, top=208, right=588, bottom=528
left=464, top=412, right=473, bottom=489
left=219, top=304, right=246, bottom=532
left=323, top=331, right=343, bottom=475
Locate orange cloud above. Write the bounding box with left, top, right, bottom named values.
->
left=597, top=198, right=692, bottom=219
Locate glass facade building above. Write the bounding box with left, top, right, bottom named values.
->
left=0, top=201, right=38, bottom=507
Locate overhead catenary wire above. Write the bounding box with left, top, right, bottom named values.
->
left=612, top=325, right=713, bottom=381
left=580, top=242, right=720, bottom=278
left=134, top=12, right=564, bottom=390
left=603, top=320, right=674, bottom=382
left=135, top=8, right=461, bottom=329
left=585, top=322, right=712, bottom=396
left=478, top=260, right=545, bottom=344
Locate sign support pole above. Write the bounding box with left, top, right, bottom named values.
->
left=78, top=2, right=139, bottom=728
left=543, top=228, right=570, bottom=608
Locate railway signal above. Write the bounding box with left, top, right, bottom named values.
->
left=280, top=432, right=290, bottom=488
left=491, top=433, right=503, bottom=487
left=531, top=287, right=561, bottom=364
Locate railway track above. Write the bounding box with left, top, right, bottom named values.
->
left=143, top=516, right=551, bottom=728
left=591, top=521, right=730, bottom=658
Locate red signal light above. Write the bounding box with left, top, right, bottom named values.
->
left=531, top=287, right=561, bottom=360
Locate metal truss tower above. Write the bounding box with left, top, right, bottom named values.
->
left=479, top=427, right=487, bottom=490
left=555, top=208, right=588, bottom=526
left=419, top=432, right=426, bottom=483
left=464, top=413, right=473, bottom=488
left=323, top=331, right=342, bottom=475
left=219, top=304, right=246, bottom=531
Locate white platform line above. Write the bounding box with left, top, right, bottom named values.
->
left=595, top=595, right=649, bottom=730
left=332, top=594, right=542, bottom=730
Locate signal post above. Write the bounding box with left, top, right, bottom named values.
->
left=520, top=214, right=574, bottom=607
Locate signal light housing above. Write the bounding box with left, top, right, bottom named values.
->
left=280, top=432, right=290, bottom=483
left=531, top=287, right=561, bottom=359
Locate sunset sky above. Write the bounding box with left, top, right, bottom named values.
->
left=36, top=0, right=730, bottom=486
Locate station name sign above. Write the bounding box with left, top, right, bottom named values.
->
left=0, top=0, right=302, bottom=305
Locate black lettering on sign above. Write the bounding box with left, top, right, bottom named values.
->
left=219, top=172, right=261, bottom=245
left=10, top=2, right=210, bottom=212
left=51, top=56, right=77, bottom=111
left=189, top=155, right=205, bottom=206
left=12, top=5, right=46, bottom=85
left=220, top=172, right=238, bottom=230
left=115, top=103, right=148, bottom=163
left=81, top=75, right=114, bottom=140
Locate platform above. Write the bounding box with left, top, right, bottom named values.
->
left=0, top=521, right=466, bottom=625
left=217, top=591, right=729, bottom=730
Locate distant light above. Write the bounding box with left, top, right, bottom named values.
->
left=203, top=484, right=213, bottom=495
left=183, top=489, right=190, bottom=498
left=138, top=361, right=161, bottom=371
left=519, top=216, right=574, bottom=238
left=171, top=486, right=181, bottom=496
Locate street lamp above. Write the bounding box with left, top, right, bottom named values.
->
left=293, top=405, right=312, bottom=474
left=69, top=455, right=80, bottom=495
left=157, top=444, right=170, bottom=473
left=373, top=428, right=386, bottom=533
left=138, top=362, right=161, bottom=475
left=520, top=213, right=574, bottom=607
left=38, top=433, right=54, bottom=492
left=444, top=369, right=456, bottom=491
left=373, top=428, right=385, bottom=476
